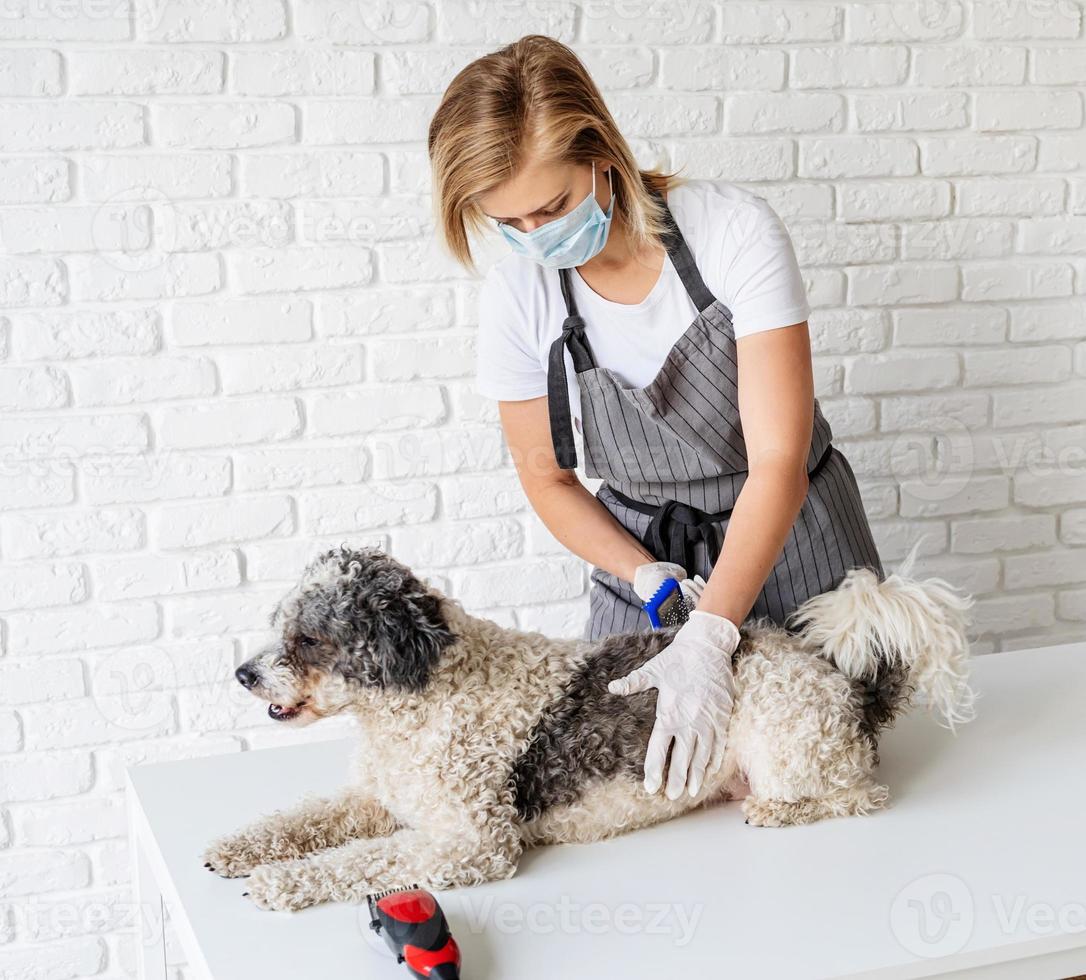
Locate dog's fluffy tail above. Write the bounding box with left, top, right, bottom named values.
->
left=787, top=537, right=978, bottom=734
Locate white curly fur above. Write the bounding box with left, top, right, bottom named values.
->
left=204, top=553, right=977, bottom=912
left=788, top=538, right=979, bottom=732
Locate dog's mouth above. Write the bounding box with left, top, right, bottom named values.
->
left=268, top=701, right=307, bottom=721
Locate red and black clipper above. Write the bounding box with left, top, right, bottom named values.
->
left=367, top=885, right=461, bottom=980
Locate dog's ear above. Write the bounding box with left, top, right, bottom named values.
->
left=365, top=586, right=456, bottom=692
left=314, top=545, right=457, bottom=692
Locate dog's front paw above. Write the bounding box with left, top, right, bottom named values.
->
left=741, top=796, right=785, bottom=827
left=243, top=862, right=323, bottom=912
left=203, top=834, right=265, bottom=878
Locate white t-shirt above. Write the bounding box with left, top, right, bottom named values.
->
left=474, top=179, right=811, bottom=429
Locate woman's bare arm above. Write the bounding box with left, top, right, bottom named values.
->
left=694, top=321, right=815, bottom=626
left=497, top=397, right=656, bottom=583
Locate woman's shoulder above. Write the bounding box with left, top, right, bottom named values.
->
left=477, top=251, right=554, bottom=349
left=481, top=249, right=550, bottom=306
left=670, top=177, right=765, bottom=209
left=669, top=179, right=810, bottom=335
left=668, top=178, right=782, bottom=241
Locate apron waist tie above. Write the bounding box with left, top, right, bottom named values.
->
left=605, top=443, right=835, bottom=573
left=607, top=490, right=731, bottom=573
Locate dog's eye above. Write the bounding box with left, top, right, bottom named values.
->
left=297, top=635, right=318, bottom=648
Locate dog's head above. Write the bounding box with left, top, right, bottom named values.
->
left=235, top=545, right=457, bottom=726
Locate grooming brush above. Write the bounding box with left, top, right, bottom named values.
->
left=642, top=576, right=690, bottom=629
left=367, top=884, right=461, bottom=980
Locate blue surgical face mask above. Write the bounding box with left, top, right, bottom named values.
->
left=497, top=161, right=615, bottom=269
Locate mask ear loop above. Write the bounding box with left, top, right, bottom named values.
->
left=593, top=161, right=614, bottom=209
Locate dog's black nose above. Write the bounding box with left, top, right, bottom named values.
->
left=235, top=665, right=259, bottom=689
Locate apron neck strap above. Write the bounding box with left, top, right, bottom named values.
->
left=651, top=186, right=719, bottom=314
left=558, top=258, right=580, bottom=319
left=556, top=185, right=720, bottom=317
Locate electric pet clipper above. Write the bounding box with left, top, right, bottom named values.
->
left=367, top=885, right=461, bottom=980
left=642, top=576, right=690, bottom=629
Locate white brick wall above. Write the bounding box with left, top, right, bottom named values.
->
left=1, top=3, right=1085, bottom=973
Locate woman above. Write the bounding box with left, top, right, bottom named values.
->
left=427, top=36, right=884, bottom=802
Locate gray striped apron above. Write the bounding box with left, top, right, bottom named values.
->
left=546, top=187, right=884, bottom=642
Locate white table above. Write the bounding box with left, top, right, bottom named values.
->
left=127, top=640, right=1086, bottom=980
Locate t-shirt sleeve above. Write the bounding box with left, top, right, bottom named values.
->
left=474, top=268, right=549, bottom=401
left=721, top=197, right=810, bottom=339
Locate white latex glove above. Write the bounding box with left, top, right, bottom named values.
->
left=633, top=561, right=704, bottom=613
left=632, top=561, right=687, bottom=603
left=607, top=609, right=740, bottom=800
left=679, top=574, right=707, bottom=610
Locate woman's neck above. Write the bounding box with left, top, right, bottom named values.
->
left=581, top=187, right=668, bottom=277
left=576, top=213, right=667, bottom=305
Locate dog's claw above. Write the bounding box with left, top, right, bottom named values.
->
left=202, top=835, right=268, bottom=878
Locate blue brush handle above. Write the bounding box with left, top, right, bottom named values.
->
left=643, top=577, right=688, bottom=629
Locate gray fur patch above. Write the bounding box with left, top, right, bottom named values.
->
left=852, top=661, right=915, bottom=765
left=510, top=625, right=756, bottom=821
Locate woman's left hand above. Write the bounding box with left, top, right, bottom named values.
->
left=607, top=610, right=741, bottom=799
left=679, top=574, right=707, bottom=611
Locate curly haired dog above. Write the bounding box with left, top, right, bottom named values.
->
left=203, top=544, right=976, bottom=911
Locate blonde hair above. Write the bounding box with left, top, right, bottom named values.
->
left=427, top=34, right=687, bottom=277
